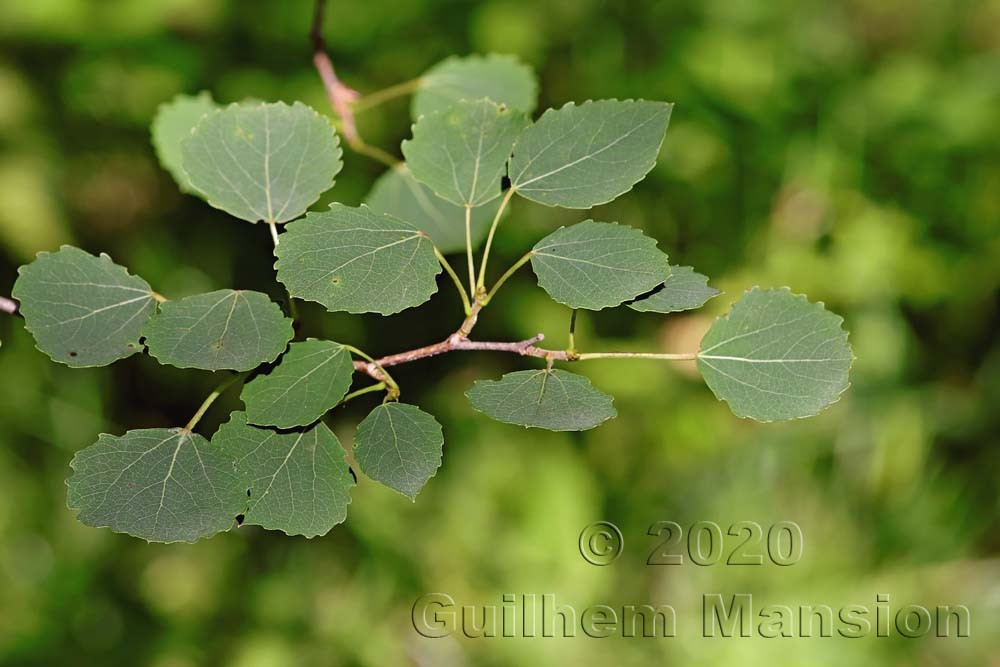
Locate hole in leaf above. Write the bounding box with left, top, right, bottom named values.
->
left=501, top=176, right=511, bottom=191
left=69, top=351, right=78, bottom=357
left=235, top=514, right=245, bottom=526
left=247, top=489, right=252, bottom=497
left=330, top=277, right=341, bottom=286
left=348, top=467, right=357, bottom=483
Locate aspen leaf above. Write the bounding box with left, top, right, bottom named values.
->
left=143, top=289, right=293, bottom=371
left=530, top=221, right=671, bottom=310
left=13, top=246, right=157, bottom=367
left=509, top=99, right=672, bottom=208
left=181, top=101, right=342, bottom=223
left=353, top=402, right=444, bottom=500
left=697, top=287, right=853, bottom=421
left=466, top=369, right=617, bottom=431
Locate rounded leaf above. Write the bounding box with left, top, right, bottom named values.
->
left=509, top=99, right=672, bottom=208
left=242, top=339, right=355, bottom=429
left=530, top=221, right=671, bottom=310
left=274, top=204, right=441, bottom=315
left=697, top=287, right=853, bottom=421
left=67, top=428, right=246, bottom=543
left=13, top=245, right=156, bottom=367
left=143, top=289, right=293, bottom=371
left=402, top=98, right=529, bottom=207
left=466, top=369, right=617, bottom=431
left=213, top=412, right=355, bottom=538
left=181, top=101, right=342, bottom=223
left=354, top=402, right=444, bottom=500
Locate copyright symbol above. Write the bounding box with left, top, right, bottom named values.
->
left=579, top=521, right=623, bottom=566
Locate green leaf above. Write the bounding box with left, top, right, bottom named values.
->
left=530, top=220, right=671, bottom=310
left=275, top=204, right=441, bottom=315
left=242, top=339, right=355, bottom=429
left=67, top=428, right=245, bottom=543
left=466, top=369, right=617, bottom=431
left=509, top=99, right=672, bottom=208
left=412, top=53, right=538, bottom=119
left=628, top=266, right=721, bottom=313
left=213, top=412, right=355, bottom=538
left=364, top=165, right=500, bottom=254
left=143, top=289, right=293, bottom=371
left=697, top=287, right=853, bottom=422
left=13, top=245, right=156, bottom=367
left=354, top=402, right=444, bottom=500
left=181, top=101, right=342, bottom=223
left=151, top=91, right=219, bottom=194
left=402, top=98, right=529, bottom=207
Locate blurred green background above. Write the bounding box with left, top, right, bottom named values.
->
left=1, top=0, right=999, bottom=664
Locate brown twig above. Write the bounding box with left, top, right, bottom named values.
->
left=0, top=296, right=18, bottom=316
left=310, top=0, right=398, bottom=167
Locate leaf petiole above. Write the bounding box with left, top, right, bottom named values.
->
left=476, top=188, right=514, bottom=290
left=483, top=251, right=533, bottom=304
left=344, top=344, right=400, bottom=397
left=433, top=245, right=472, bottom=314
left=341, top=382, right=387, bottom=404
left=183, top=372, right=247, bottom=433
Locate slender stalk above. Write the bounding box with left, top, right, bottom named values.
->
left=341, top=382, right=387, bottom=404
left=150, top=291, right=168, bottom=304
left=476, top=188, right=514, bottom=290
left=351, top=78, right=424, bottom=113
left=268, top=221, right=281, bottom=246
left=567, top=309, right=578, bottom=358
left=483, top=251, right=533, bottom=304
left=464, top=205, right=476, bottom=296
left=575, top=352, right=698, bottom=361
left=433, top=245, right=472, bottom=314
left=183, top=373, right=246, bottom=432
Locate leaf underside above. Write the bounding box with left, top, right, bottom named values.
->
left=530, top=220, right=671, bottom=310
left=67, top=428, right=246, bottom=544
left=213, top=412, right=355, bottom=538
left=697, top=287, right=853, bottom=422
left=143, top=289, right=293, bottom=371
left=13, top=245, right=156, bottom=367
left=364, top=166, right=499, bottom=255
left=354, top=402, right=444, bottom=500
left=509, top=99, right=673, bottom=209
left=412, top=53, right=538, bottom=119
left=628, top=265, right=720, bottom=313
left=466, top=369, right=617, bottom=431
left=242, top=339, right=355, bottom=429
left=151, top=91, right=219, bottom=194
left=402, top=98, right=529, bottom=207
left=181, top=101, right=342, bottom=223
left=275, top=204, right=441, bottom=315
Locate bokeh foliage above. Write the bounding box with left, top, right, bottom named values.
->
left=0, top=0, right=998, bottom=664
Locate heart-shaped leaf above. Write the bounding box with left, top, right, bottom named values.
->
left=181, top=101, right=342, bottom=223
left=509, top=99, right=672, bottom=208
left=466, top=369, right=617, bottom=431
left=275, top=204, right=441, bottom=315
left=213, top=412, right=355, bottom=538
left=697, top=287, right=853, bottom=422
left=13, top=246, right=157, bottom=367
left=530, top=221, right=671, bottom=310
left=67, top=428, right=246, bottom=543
left=354, top=402, right=444, bottom=500
left=143, top=289, right=293, bottom=371
left=242, top=339, right=355, bottom=429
